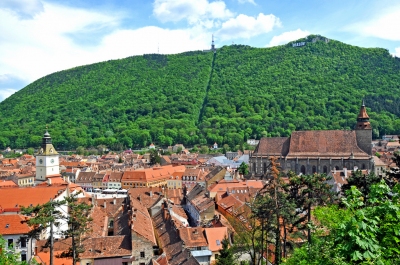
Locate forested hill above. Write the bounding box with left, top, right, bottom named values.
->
left=1, top=35, right=400, bottom=150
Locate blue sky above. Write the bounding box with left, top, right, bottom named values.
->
left=1, top=0, right=399, bottom=101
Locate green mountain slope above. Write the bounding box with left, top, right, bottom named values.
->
left=1, top=35, right=400, bottom=149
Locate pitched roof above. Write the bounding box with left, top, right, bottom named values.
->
left=122, top=165, right=186, bottom=182
left=0, top=186, right=66, bottom=211
left=80, top=236, right=132, bottom=259
left=178, top=227, right=208, bottom=247
left=130, top=198, right=157, bottom=245
left=287, top=130, right=369, bottom=158
left=0, top=180, right=18, bottom=188
left=76, top=171, right=96, bottom=182
left=204, top=227, right=228, bottom=252
left=152, top=211, right=200, bottom=265
left=254, top=137, right=290, bottom=156
left=109, top=171, right=123, bottom=182
left=0, top=215, right=32, bottom=235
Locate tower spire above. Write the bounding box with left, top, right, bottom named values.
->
left=355, top=100, right=371, bottom=130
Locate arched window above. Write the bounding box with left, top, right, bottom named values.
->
left=323, top=166, right=328, bottom=174
left=312, top=166, right=317, bottom=173
left=300, top=165, right=306, bottom=174
left=263, top=163, right=267, bottom=174
left=362, top=164, right=366, bottom=169
left=335, top=166, right=339, bottom=170
left=253, top=163, right=256, bottom=173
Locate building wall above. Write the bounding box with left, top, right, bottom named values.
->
left=205, top=168, right=226, bottom=188
left=356, top=129, right=373, bottom=156
left=250, top=156, right=372, bottom=175
left=2, top=234, right=34, bottom=262
left=131, top=232, right=154, bottom=265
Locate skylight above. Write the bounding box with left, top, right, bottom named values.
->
left=216, top=240, right=220, bottom=246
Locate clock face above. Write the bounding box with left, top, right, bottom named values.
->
left=39, top=159, right=43, bottom=164
left=50, top=159, right=55, bottom=164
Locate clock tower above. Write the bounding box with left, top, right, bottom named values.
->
left=36, top=130, right=60, bottom=180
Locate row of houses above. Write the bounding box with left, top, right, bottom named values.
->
left=74, top=165, right=231, bottom=192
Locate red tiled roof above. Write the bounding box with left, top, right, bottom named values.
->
left=254, top=137, right=290, bottom=156
left=178, top=227, right=208, bottom=247
left=0, top=186, right=66, bottom=210
left=130, top=198, right=157, bottom=245
left=0, top=180, right=18, bottom=188
left=0, top=215, right=32, bottom=235
left=204, top=227, right=228, bottom=252
left=287, top=130, right=369, bottom=158
left=122, top=165, right=185, bottom=182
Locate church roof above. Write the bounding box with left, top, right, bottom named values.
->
left=287, top=130, right=369, bottom=158
left=253, top=130, right=370, bottom=159
left=253, top=137, right=289, bottom=156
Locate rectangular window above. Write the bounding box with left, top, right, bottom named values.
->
left=140, top=263, right=145, bottom=265
left=140, top=251, right=145, bottom=258
left=20, top=237, right=26, bottom=248
left=8, top=239, right=13, bottom=247
left=122, top=263, right=128, bottom=265
left=21, top=253, right=27, bottom=261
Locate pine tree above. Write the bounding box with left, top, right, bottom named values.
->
left=215, top=238, right=235, bottom=265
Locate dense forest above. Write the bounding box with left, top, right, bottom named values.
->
left=1, top=35, right=400, bottom=150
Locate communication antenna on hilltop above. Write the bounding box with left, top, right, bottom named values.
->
left=211, top=34, right=215, bottom=51
left=158, top=42, right=159, bottom=54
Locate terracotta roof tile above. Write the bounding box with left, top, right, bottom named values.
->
left=130, top=198, right=157, bottom=245
left=204, top=227, right=228, bottom=252
left=0, top=215, right=32, bottom=235
left=0, top=186, right=67, bottom=211
left=287, top=130, right=369, bottom=158
left=178, top=227, right=208, bottom=247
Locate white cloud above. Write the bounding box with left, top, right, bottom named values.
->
left=0, top=0, right=44, bottom=19
left=153, top=0, right=233, bottom=25
left=345, top=7, right=400, bottom=41
left=238, top=0, right=256, bottom=5
left=394, top=47, right=400, bottom=57
left=217, top=13, right=281, bottom=40
left=267, top=29, right=310, bottom=47
left=0, top=1, right=212, bottom=101
left=0, top=88, right=18, bottom=102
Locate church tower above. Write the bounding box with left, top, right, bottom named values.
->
left=36, top=130, right=60, bottom=180
left=355, top=100, right=372, bottom=155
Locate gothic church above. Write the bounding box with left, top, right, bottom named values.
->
left=249, top=102, right=373, bottom=176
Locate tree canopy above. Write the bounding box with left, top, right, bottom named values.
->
left=1, top=35, right=400, bottom=149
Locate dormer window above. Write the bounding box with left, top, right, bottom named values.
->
left=50, top=148, right=53, bottom=153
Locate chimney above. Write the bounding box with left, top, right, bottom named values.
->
left=113, top=197, right=116, bottom=205
left=343, top=167, right=347, bottom=178
left=47, top=178, right=52, bottom=185
left=149, top=191, right=153, bottom=197
left=104, top=201, right=106, bottom=208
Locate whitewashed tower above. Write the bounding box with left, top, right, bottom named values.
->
left=36, top=130, right=59, bottom=180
